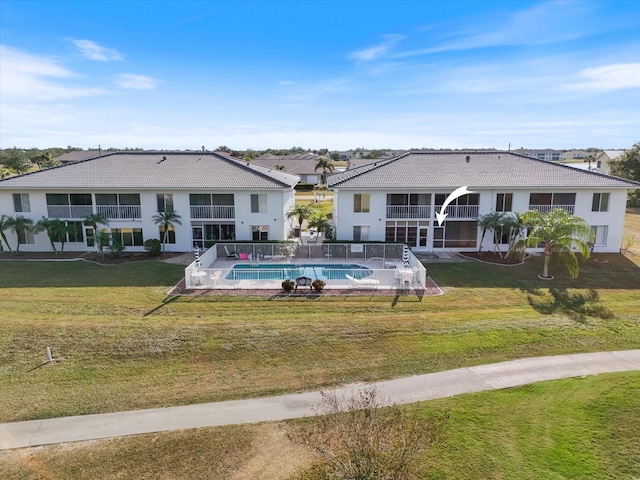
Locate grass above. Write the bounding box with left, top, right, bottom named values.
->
left=3, top=372, right=638, bottom=479
left=1, top=249, right=638, bottom=422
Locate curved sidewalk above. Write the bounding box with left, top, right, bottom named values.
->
left=2, top=350, right=639, bottom=450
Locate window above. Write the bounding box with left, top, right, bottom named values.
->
left=252, top=225, right=269, bottom=240
left=596, top=161, right=602, bottom=169
left=496, top=193, right=513, bottom=212
left=13, top=193, right=30, bottom=213
left=17, top=228, right=35, bottom=245
left=432, top=221, right=477, bottom=248
left=251, top=194, right=267, bottom=213
left=384, top=221, right=427, bottom=244
left=110, top=228, right=144, bottom=247
left=157, top=194, right=174, bottom=213
left=591, top=225, right=608, bottom=246
left=592, top=193, right=610, bottom=212
left=46, top=193, right=93, bottom=218
left=353, top=225, right=369, bottom=241
left=159, top=226, right=176, bottom=244
left=67, top=221, right=84, bottom=243
left=353, top=194, right=370, bottom=213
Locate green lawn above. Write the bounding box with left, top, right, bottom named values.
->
left=3, top=372, right=638, bottom=479
left=1, top=249, right=638, bottom=422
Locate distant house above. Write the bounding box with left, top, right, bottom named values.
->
left=513, top=148, right=563, bottom=161
left=563, top=150, right=591, bottom=160
left=252, top=152, right=325, bottom=184
left=594, top=150, right=624, bottom=175
left=55, top=150, right=107, bottom=164
left=0, top=152, right=300, bottom=252
left=328, top=151, right=639, bottom=254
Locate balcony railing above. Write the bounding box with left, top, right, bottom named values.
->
left=386, top=205, right=431, bottom=219
left=190, top=205, right=235, bottom=219
left=96, top=205, right=142, bottom=219
left=439, top=205, right=479, bottom=219
left=529, top=204, right=575, bottom=214
left=47, top=205, right=93, bottom=219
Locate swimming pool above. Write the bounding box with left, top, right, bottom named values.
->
left=225, top=263, right=373, bottom=281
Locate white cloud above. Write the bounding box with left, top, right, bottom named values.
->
left=116, top=74, right=159, bottom=90
left=396, top=1, right=596, bottom=57
left=0, top=45, right=109, bottom=102
left=566, top=63, right=640, bottom=92
left=350, top=34, right=404, bottom=61
left=68, top=38, right=124, bottom=61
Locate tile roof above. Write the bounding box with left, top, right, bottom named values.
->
left=328, top=151, right=640, bottom=189
left=0, top=152, right=300, bottom=190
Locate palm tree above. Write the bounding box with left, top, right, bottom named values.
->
left=314, top=157, right=335, bottom=184
left=33, top=217, right=60, bottom=253
left=0, top=214, right=13, bottom=252
left=477, top=211, right=503, bottom=254
left=517, top=209, right=593, bottom=279
left=152, top=210, right=182, bottom=252
left=286, top=203, right=315, bottom=236
left=5, top=215, right=34, bottom=252
left=83, top=213, right=109, bottom=253
left=307, top=213, right=330, bottom=235
left=502, top=212, right=526, bottom=260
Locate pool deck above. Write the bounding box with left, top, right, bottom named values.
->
left=187, top=256, right=422, bottom=291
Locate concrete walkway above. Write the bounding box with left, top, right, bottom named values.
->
left=2, top=350, right=639, bottom=450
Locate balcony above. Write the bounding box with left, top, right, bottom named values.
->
left=190, top=205, right=235, bottom=219
left=386, top=205, right=431, bottom=219
left=96, top=205, right=142, bottom=219
left=47, top=205, right=93, bottom=219
left=529, top=205, right=575, bottom=214
left=439, top=205, right=479, bottom=219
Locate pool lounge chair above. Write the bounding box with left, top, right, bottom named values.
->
left=224, top=246, right=239, bottom=259
left=345, top=274, right=380, bottom=289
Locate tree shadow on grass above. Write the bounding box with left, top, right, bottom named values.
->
left=527, top=287, right=615, bottom=323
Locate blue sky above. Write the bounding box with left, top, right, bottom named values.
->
left=1, top=0, right=639, bottom=151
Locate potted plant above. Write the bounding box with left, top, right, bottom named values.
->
left=282, top=279, right=295, bottom=293
left=312, top=279, right=325, bottom=293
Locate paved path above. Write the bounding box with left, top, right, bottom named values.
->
left=2, top=350, right=639, bottom=450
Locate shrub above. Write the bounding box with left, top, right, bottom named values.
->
left=292, top=387, right=445, bottom=480
left=282, top=279, right=295, bottom=292
left=144, top=239, right=162, bottom=257
left=312, top=279, right=325, bottom=292
left=108, top=241, right=125, bottom=258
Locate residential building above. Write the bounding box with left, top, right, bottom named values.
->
left=252, top=152, right=325, bottom=184
left=594, top=150, right=624, bottom=175
left=0, top=152, right=300, bottom=252
left=328, top=151, right=639, bottom=253
left=513, top=148, right=563, bottom=161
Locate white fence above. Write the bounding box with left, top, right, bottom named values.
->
left=184, top=242, right=427, bottom=291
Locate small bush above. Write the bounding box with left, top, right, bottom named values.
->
left=144, top=239, right=162, bottom=257
left=312, top=279, right=325, bottom=292
left=282, top=279, right=295, bottom=292
left=292, top=387, right=445, bottom=480
left=108, top=241, right=125, bottom=258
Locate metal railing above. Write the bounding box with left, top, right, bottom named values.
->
left=96, top=205, right=141, bottom=219
left=528, top=205, right=575, bottom=214
left=386, top=205, right=431, bottom=219
left=184, top=242, right=427, bottom=290
left=190, top=205, right=235, bottom=219
left=439, top=205, right=479, bottom=219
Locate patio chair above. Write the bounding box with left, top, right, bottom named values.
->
left=224, top=246, right=239, bottom=259
left=210, top=270, right=222, bottom=284
left=345, top=274, right=380, bottom=289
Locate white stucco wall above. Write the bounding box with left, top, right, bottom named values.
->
left=332, top=187, right=631, bottom=253
left=0, top=188, right=296, bottom=252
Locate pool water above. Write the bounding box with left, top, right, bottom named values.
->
left=225, top=263, right=373, bottom=281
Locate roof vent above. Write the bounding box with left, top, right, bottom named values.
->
left=465, top=155, right=470, bottom=162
